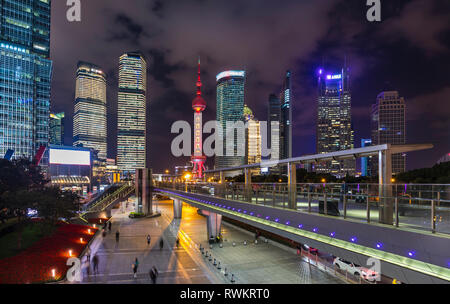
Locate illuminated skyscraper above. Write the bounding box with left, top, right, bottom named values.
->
left=371, top=91, right=406, bottom=174
left=117, top=52, right=147, bottom=173
left=361, top=138, right=372, bottom=176
left=50, top=112, right=65, bottom=146
left=279, top=70, right=292, bottom=160
left=215, top=70, right=246, bottom=177
left=243, top=105, right=261, bottom=169
left=316, top=68, right=355, bottom=176
left=73, top=62, right=107, bottom=160
left=0, top=0, right=52, bottom=160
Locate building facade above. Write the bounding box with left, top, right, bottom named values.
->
left=49, top=112, right=65, bottom=145
left=0, top=0, right=52, bottom=160
left=371, top=91, right=406, bottom=175
left=117, top=52, right=147, bottom=173
left=279, top=70, right=292, bottom=160
left=215, top=70, right=246, bottom=177
left=316, top=68, right=355, bottom=177
left=73, top=62, right=107, bottom=160
left=360, top=138, right=372, bottom=176
left=243, top=105, right=261, bottom=170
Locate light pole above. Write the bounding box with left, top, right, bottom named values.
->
left=184, top=173, right=191, bottom=192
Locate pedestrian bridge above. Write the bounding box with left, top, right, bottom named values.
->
left=153, top=144, right=450, bottom=284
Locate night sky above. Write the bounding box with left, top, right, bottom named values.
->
left=50, top=0, right=450, bottom=173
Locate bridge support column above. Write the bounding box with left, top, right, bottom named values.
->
left=203, top=210, right=222, bottom=242
left=244, top=168, right=252, bottom=202
left=378, top=150, right=393, bottom=225
left=288, top=162, right=297, bottom=210
left=135, top=168, right=153, bottom=215
left=173, top=198, right=183, bottom=219
left=218, top=171, right=225, bottom=198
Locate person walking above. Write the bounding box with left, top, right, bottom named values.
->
left=86, top=246, right=91, bottom=263
left=152, top=266, right=158, bottom=278
left=147, top=234, right=151, bottom=246
left=132, top=258, right=139, bottom=278
left=92, top=254, right=99, bottom=274
left=116, top=230, right=120, bottom=243
left=159, top=238, right=164, bottom=250
left=149, top=268, right=156, bottom=284
left=108, top=221, right=112, bottom=232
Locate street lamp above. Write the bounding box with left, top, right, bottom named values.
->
left=165, top=169, right=169, bottom=174
left=184, top=173, right=191, bottom=192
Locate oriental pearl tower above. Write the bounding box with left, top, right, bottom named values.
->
left=191, top=58, right=207, bottom=179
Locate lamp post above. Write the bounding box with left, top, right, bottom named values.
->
left=184, top=173, right=191, bottom=192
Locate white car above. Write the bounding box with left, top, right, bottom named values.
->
left=333, top=257, right=379, bottom=281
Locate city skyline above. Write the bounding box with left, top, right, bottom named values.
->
left=47, top=0, right=450, bottom=173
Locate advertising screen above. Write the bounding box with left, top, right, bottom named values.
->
left=49, top=148, right=91, bottom=166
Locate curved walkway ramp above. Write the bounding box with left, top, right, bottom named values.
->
left=154, top=187, right=450, bottom=284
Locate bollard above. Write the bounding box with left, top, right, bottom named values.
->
left=254, top=239, right=258, bottom=244
left=213, top=258, right=217, bottom=266
left=209, top=255, right=212, bottom=261
left=205, top=251, right=208, bottom=257
left=232, top=242, right=236, bottom=247
left=217, top=262, right=221, bottom=269
left=224, top=267, right=228, bottom=276
left=219, top=243, right=223, bottom=248
left=244, top=240, right=247, bottom=245
left=264, top=238, right=268, bottom=243
left=231, top=274, right=235, bottom=283
left=210, top=244, right=213, bottom=249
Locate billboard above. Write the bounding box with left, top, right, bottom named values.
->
left=49, top=148, right=91, bottom=166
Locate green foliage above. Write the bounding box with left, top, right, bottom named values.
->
left=396, top=161, right=450, bottom=183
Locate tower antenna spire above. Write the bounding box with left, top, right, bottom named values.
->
left=197, top=56, right=202, bottom=96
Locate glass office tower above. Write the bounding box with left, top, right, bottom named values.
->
left=0, top=0, right=52, bottom=160
left=316, top=68, right=355, bottom=177
left=117, top=52, right=147, bottom=173
left=371, top=91, right=406, bottom=175
left=215, top=70, right=245, bottom=177
left=360, top=138, right=372, bottom=176
left=49, top=112, right=65, bottom=145
left=243, top=105, right=261, bottom=171
left=73, top=62, right=107, bottom=160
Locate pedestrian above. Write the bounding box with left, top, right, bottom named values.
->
left=86, top=246, right=91, bottom=263
left=147, top=234, right=151, bottom=245
left=108, top=221, right=112, bottom=232
left=116, top=230, right=120, bottom=243
left=176, top=237, right=180, bottom=247
left=159, top=238, right=164, bottom=250
left=102, top=229, right=106, bottom=237
left=149, top=268, right=156, bottom=284
left=132, top=258, right=139, bottom=278
left=92, top=254, right=99, bottom=274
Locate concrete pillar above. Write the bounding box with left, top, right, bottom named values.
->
left=378, top=150, right=393, bottom=225
left=288, top=162, right=297, bottom=210
left=244, top=168, right=252, bottom=202
left=217, top=171, right=225, bottom=198
left=203, top=210, right=222, bottom=242
left=173, top=198, right=183, bottom=219
left=135, top=168, right=153, bottom=215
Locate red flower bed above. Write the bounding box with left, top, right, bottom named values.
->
left=0, top=223, right=98, bottom=284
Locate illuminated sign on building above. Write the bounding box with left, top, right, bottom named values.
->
left=216, top=70, right=245, bottom=82
left=49, top=148, right=91, bottom=166
left=326, top=74, right=342, bottom=80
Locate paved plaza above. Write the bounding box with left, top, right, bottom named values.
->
left=76, top=198, right=345, bottom=284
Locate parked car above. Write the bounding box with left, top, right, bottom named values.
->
left=333, top=257, right=378, bottom=281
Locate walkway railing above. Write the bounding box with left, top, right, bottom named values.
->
left=155, top=181, right=450, bottom=234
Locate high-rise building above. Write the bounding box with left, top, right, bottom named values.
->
left=215, top=70, right=245, bottom=177
left=117, top=52, right=147, bottom=173
left=49, top=112, right=65, bottom=146
left=0, top=0, right=52, bottom=160
left=243, top=105, right=261, bottom=171
left=316, top=68, right=355, bottom=177
left=279, top=70, right=292, bottom=160
left=267, top=94, right=281, bottom=173
left=73, top=62, right=107, bottom=160
left=361, top=138, right=372, bottom=176
left=371, top=91, right=406, bottom=174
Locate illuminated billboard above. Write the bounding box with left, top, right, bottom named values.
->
left=49, top=148, right=91, bottom=166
